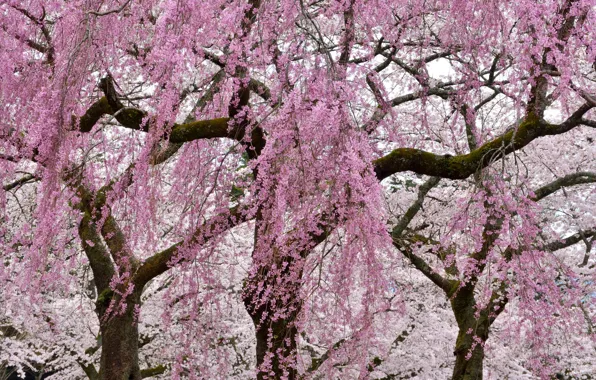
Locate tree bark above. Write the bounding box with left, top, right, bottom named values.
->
left=452, top=327, right=486, bottom=380
left=97, top=290, right=142, bottom=380
left=250, top=310, right=299, bottom=380
left=243, top=259, right=301, bottom=380
left=450, top=285, right=490, bottom=380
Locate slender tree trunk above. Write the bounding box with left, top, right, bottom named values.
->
left=243, top=258, right=301, bottom=380
left=452, top=326, right=487, bottom=380
left=97, top=290, right=142, bottom=380
left=249, top=308, right=299, bottom=380
left=450, top=285, right=490, bottom=380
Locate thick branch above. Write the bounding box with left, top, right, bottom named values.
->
left=77, top=96, right=238, bottom=141
left=133, top=206, right=248, bottom=287
left=1, top=23, right=49, bottom=55
left=100, top=213, right=139, bottom=270
left=307, top=337, right=345, bottom=373
left=77, top=181, right=139, bottom=271
left=578, top=235, right=594, bottom=268
left=202, top=51, right=272, bottom=103
left=392, top=177, right=441, bottom=237
left=392, top=233, right=453, bottom=292
left=77, top=97, right=113, bottom=132
left=374, top=106, right=593, bottom=180
left=78, top=213, right=115, bottom=292
left=248, top=78, right=272, bottom=101
left=226, top=0, right=265, bottom=161
left=486, top=281, right=508, bottom=324
left=545, top=227, right=596, bottom=252
left=140, top=365, right=167, bottom=378
left=338, top=0, right=355, bottom=66
left=532, top=172, right=596, bottom=201
left=0, top=154, right=18, bottom=162
left=98, top=75, right=149, bottom=130
left=2, top=174, right=38, bottom=191
left=78, top=73, right=269, bottom=156
left=150, top=70, right=228, bottom=163
left=580, top=118, right=596, bottom=128
left=79, top=362, right=99, bottom=380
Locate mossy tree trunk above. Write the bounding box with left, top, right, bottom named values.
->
left=249, top=306, right=300, bottom=380
left=96, top=289, right=143, bottom=380
left=449, top=284, right=496, bottom=380
left=452, top=325, right=487, bottom=380
left=243, top=269, right=301, bottom=380
left=242, top=237, right=305, bottom=380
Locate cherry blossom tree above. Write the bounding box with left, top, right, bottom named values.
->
left=1, top=0, right=595, bottom=379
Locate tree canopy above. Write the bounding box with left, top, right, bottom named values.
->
left=1, top=0, right=595, bottom=379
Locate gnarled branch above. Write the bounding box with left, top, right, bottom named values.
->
left=134, top=206, right=249, bottom=287
left=374, top=105, right=593, bottom=180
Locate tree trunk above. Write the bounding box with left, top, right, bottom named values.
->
left=450, top=285, right=489, bottom=380
left=251, top=310, right=299, bottom=380
left=97, top=290, right=142, bottom=380
left=243, top=262, right=301, bottom=380
left=452, top=327, right=486, bottom=380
